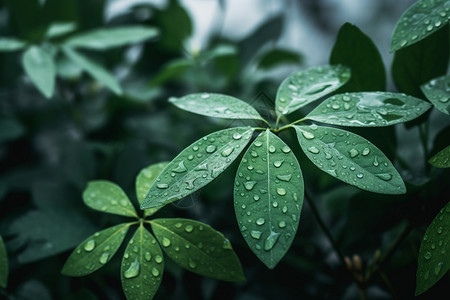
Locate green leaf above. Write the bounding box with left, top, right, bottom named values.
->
left=151, top=218, right=245, bottom=281
left=169, top=93, right=265, bottom=121
left=136, top=162, right=169, bottom=217
left=45, top=22, right=77, bottom=39
left=421, top=74, right=450, bottom=115
left=65, top=26, right=159, bottom=50
left=416, top=202, right=450, bottom=295
left=83, top=180, right=138, bottom=218
left=392, top=24, right=449, bottom=97
left=141, top=127, right=255, bottom=209
left=62, top=223, right=130, bottom=276
left=330, top=23, right=385, bottom=92
left=62, top=46, right=123, bottom=95
left=294, top=125, right=406, bottom=194
left=306, top=92, right=431, bottom=127
left=0, top=37, right=26, bottom=51
left=275, top=65, right=351, bottom=116
left=0, top=235, right=8, bottom=288
left=234, top=130, right=304, bottom=269
left=256, top=48, right=302, bottom=70
left=429, top=145, right=450, bottom=168
left=150, top=58, right=194, bottom=86
left=22, top=45, right=56, bottom=99
left=121, top=224, right=164, bottom=300
left=391, top=0, right=450, bottom=52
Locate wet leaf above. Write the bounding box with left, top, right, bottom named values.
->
left=234, top=130, right=304, bottom=269
left=391, top=0, right=450, bottom=52
left=83, top=181, right=138, bottom=218
left=65, top=26, right=159, bottom=50
left=0, top=235, right=8, bottom=288
left=141, top=127, right=255, bottom=209
left=306, top=92, right=431, bottom=127
left=416, top=201, right=450, bottom=295
left=62, top=223, right=130, bottom=276
left=151, top=218, right=245, bottom=281
left=428, top=145, right=450, bottom=168
left=45, top=22, right=77, bottom=39
left=295, top=125, right=406, bottom=194
left=22, top=45, right=56, bottom=99
left=62, top=46, right=123, bottom=95
left=169, top=93, right=265, bottom=121
left=275, top=65, right=350, bottom=116
left=121, top=224, right=163, bottom=300
left=136, top=162, right=169, bottom=217
left=0, top=37, right=26, bottom=52
left=421, top=74, right=450, bottom=115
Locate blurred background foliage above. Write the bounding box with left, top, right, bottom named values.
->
left=0, top=0, right=449, bottom=299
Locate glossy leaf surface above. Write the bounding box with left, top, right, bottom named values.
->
left=141, top=127, right=255, bottom=209
left=22, top=45, right=55, bottom=99
left=151, top=218, right=245, bottom=281
left=429, top=145, right=450, bottom=168
left=0, top=235, right=7, bottom=288
left=169, top=93, right=264, bottom=121
left=295, top=125, right=406, bottom=194
left=83, top=180, right=138, bottom=218
left=45, top=22, right=77, bottom=39
left=421, top=74, right=450, bottom=115
left=275, top=64, right=350, bottom=116
left=62, top=223, right=130, bottom=276
left=306, top=92, right=431, bottom=127
left=234, top=130, right=304, bottom=269
left=136, top=162, right=169, bottom=217
left=391, top=0, right=450, bottom=52
left=121, top=224, right=164, bottom=300
left=62, top=46, right=123, bottom=95
left=416, top=202, right=450, bottom=295
left=0, top=38, right=26, bottom=51
left=65, top=26, right=159, bottom=50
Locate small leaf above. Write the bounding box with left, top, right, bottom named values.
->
left=169, top=93, right=265, bottom=121
left=415, top=201, right=450, bottom=295
left=62, top=223, right=130, bottom=276
left=294, top=125, right=406, bottom=194
left=151, top=218, right=245, bottom=282
left=256, top=48, right=302, bottom=70
left=275, top=64, right=350, bottom=116
left=306, top=92, right=431, bottom=127
left=65, top=26, right=159, bottom=50
left=421, top=74, right=450, bottom=115
left=22, top=45, right=56, bottom=99
left=0, top=235, right=8, bottom=288
left=121, top=224, right=164, bottom=300
left=234, top=130, right=304, bottom=269
left=141, top=127, right=255, bottom=209
left=429, top=145, right=450, bottom=168
left=62, top=46, right=123, bottom=95
left=390, top=0, right=450, bottom=52
left=83, top=181, right=138, bottom=218
left=45, top=22, right=77, bottom=39
left=136, top=162, right=170, bottom=217
left=0, top=37, right=26, bottom=52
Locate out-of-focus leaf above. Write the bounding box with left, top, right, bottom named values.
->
left=421, top=74, right=450, bottom=115
left=330, top=23, right=385, bottom=92
left=256, top=48, right=302, bottom=70
left=15, top=280, right=52, bottom=300
left=22, top=45, right=56, bottom=99
left=0, top=235, right=8, bottom=288
left=56, top=55, right=83, bottom=79
left=0, top=116, right=25, bottom=142
left=0, top=38, right=26, bottom=52
left=428, top=145, right=450, bottom=168
left=45, top=22, right=77, bottom=39
left=136, top=162, right=169, bottom=217
left=150, top=58, right=194, bottom=86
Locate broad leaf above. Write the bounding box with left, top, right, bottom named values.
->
left=429, top=145, right=450, bottom=168
left=416, top=201, right=450, bottom=295
left=65, top=26, right=159, bottom=50
left=121, top=224, right=164, bottom=300
left=257, top=48, right=302, bottom=70
left=62, top=46, right=123, bottom=95
left=330, top=23, right=385, bottom=92
left=391, top=0, right=450, bottom=52
left=234, top=130, right=304, bottom=269
left=421, top=74, right=450, bottom=115
left=306, top=92, right=431, bottom=127
left=295, top=125, right=406, bottom=194
left=169, top=93, right=264, bottom=121
left=136, top=162, right=169, bottom=217
left=46, top=22, right=77, bottom=39
left=22, top=45, right=56, bottom=99
left=0, top=235, right=7, bottom=288
left=83, top=180, right=138, bottom=218
left=0, top=37, right=26, bottom=51
left=275, top=65, right=350, bottom=116
left=141, top=127, right=255, bottom=209
left=62, top=223, right=130, bottom=276
left=151, top=218, right=245, bottom=281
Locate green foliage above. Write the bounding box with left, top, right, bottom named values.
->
left=421, top=74, right=450, bottom=115
left=22, top=45, right=56, bottom=99
left=428, top=145, right=450, bottom=168
left=0, top=235, right=8, bottom=288
left=0, top=37, right=26, bottom=51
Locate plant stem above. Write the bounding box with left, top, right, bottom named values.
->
left=277, top=118, right=307, bottom=132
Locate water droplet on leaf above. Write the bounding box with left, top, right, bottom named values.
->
left=124, top=258, right=140, bottom=279
left=84, top=240, right=96, bottom=252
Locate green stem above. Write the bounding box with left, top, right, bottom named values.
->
left=277, top=118, right=307, bottom=133
left=274, top=115, right=282, bottom=131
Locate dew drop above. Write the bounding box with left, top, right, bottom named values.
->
left=157, top=183, right=169, bottom=189
left=187, top=154, right=194, bottom=160
left=193, top=145, right=199, bottom=151
left=434, top=262, right=444, bottom=276
left=175, top=222, right=183, bottom=228
left=276, top=187, right=287, bottom=196
left=264, top=231, right=280, bottom=251
left=151, top=267, right=160, bottom=277
left=254, top=141, right=263, bottom=147
left=400, top=40, right=407, bottom=47
left=282, top=206, right=288, bottom=213
left=278, top=221, right=287, bottom=228
left=362, top=148, right=370, bottom=156
left=302, top=131, right=315, bottom=140
left=221, top=147, right=234, bottom=157
left=206, top=145, right=216, bottom=153
left=273, top=160, right=284, bottom=167
left=281, top=146, right=291, bottom=153
left=307, top=146, right=320, bottom=154
left=373, top=157, right=379, bottom=167
left=437, top=226, right=443, bottom=234
left=349, top=149, right=359, bottom=158
left=250, top=230, right=262, bottom=239
left=244, top=181, right=257, bottom=191
left=99, top=252, right=109, bottom=264
left=356, top=173, right=364, bottom=179
left=268, top=145, right=276, bottom=153
left=145, top=252, right=152, bottom=262
left=162, top=237, right=171, bottom=247
left=276, top=174, right=292, bottom=182
left=233, top=132, right=242, bottom=140
left=124, top=258, right=140, bottom=279
left=253, top=195, right=260, bottom=201
left=188, top=259, right=197, bottom=269
left=256, top=218, right=265, bottom=225
left=155, top=255, right=163, bottom=264
left=84, top=240, right=96, bottom=252
left=185, top=225, right=194, bottom=232
left=251, top=151, right=258, bottom=158
left=201, top=93, right=210, bottom=99
left=173, top=161, right=187, bottom=173
left=375, top=173, right=392, bottom=181
left=222, top=240, right=232, bottom=250
left=272, top=201, right=279, bottom=208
